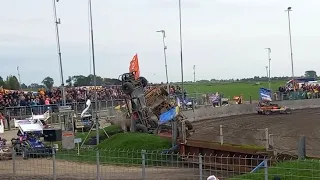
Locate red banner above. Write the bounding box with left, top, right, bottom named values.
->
left=129, top=53, right=140, bottom=79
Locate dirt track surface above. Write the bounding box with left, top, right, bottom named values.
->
left=190, top=108, right=320, bottom=157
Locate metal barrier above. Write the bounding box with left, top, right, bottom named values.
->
left=0, top=148, right=318, bottom=179
left=3, top=99, right=124, bottom=120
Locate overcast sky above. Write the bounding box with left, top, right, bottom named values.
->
left=1, top=0, right=319, bottom=85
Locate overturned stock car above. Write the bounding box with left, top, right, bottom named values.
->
left=256, top=88, right=292, bottom=115
left=119, top=72, right=193, bottom=138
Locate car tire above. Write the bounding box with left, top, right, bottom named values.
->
left=136, top=124, right=148, bottom=133
left=122, top=82, right=134, bottom=95
left=139, top=77, right=148, bottom=88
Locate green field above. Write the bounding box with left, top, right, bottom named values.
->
left=183, top=81, right=285, bottom=100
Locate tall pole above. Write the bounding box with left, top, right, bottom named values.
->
left=286, top=7, right=294, bottom=79
left=193, top=65, right=196, bottom=83
left=173, top=0, right=184, bottom=148
left=88, top=0, right=100, bottom=179
left=52, top=0, right=66, bottom=106
left=17, top=66, right=22, bottom=90
left=178, top=0, right=184, bottom=98
left=265, top=48, right=271, bottom=90
left=88, top=0, right=99, bottom=144
left=156, top=30, right=170, bottom=93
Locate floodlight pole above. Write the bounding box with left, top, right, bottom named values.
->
left=88, top=0, right=99, bottom=144
left=52, top=0, right=66, bottom=106
left=173, top=0, right=184, bottom=148
left=88, top=0, right=100, bottom=179
left=265, top=48, right=271, bottom=90
left=178, top=0, right=184, bottom=98
left=286, top=7, right=294, bottom=80
left=193, top=65, right=196, bottom=83
left=156, top=30, right=170, bottom=93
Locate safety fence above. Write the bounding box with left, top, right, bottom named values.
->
left=3, top=100, right=124, bottom=118
left=2, top=93, right=208, bottom=116
left=0, top=148, right=318, bottom=180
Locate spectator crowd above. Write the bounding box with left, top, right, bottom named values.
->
left=277, top=82, right=320, bottom=100
left=0, top=84, right=189, bottom=110
left=0, top=86, right=126, bottom=110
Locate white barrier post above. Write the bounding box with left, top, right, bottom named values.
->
left=220, top=125, right=223, bottom=145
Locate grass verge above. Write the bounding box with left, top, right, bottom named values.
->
left=75, top=125, right=123, bottom=143
left=56, top=132, right=173, bottom=165
left=230, top=160, right=320, bottom=180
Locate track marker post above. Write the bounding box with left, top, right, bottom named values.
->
left=219, top=125, right=223, bottom=145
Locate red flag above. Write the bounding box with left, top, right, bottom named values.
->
left=129, top=53, right=140, bottom=79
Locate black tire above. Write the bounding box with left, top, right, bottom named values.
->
left=22, top=148, right=28, bottom=160
left=122, top=82, right=134, bottom=95
left=136, top=124, right=148, bottom=133
left=285, top=109, right=292, bottom=114
left=185, top=120, right=193, bottom=130
left=264, top=111, right=270, bottom=115
left=139, top=77, right=148, bottom=88
left=160, top=87, right=169, bottom=96
left=149, top=119, right=158, bottom=129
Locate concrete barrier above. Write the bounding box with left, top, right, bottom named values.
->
left=184, top=98, right=320, bottom=122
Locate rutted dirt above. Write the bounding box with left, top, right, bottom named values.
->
left=190, top=108, right=320, bottom=157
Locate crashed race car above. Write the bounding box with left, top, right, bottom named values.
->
left=257, top=88, right=292, bottom=115
left=119, top=71, right=194, bottom=139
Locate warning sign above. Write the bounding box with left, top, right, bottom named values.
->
left=62, top=131, right=75, bottom=149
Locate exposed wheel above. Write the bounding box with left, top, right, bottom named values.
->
left=136, top=124, right=148, bottom=133
left=122, top=82, right=134, bottom=95
left=264, top=111, right=270, bottom=115
left=185, top=120, right=193, bottom=130
left=149, top=119, right=158, bottom=129
left=285, top=109, right=292, bottom=114
left=139, top=77, right=148, bottom=88
left=22, top=149, right=28, bottom=160
left=160, top=87, right=169, bottom=96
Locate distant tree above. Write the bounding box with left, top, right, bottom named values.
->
left=71, top=74, right=120, bottom=86
left=29, top=83, right=45, bottom=89
left=4, top=75, right=20, bottom=90
left=42, top=77, right=54, bottom=89
left=66, top=76, right=73, bottom=87
left=305, top=70, right=317, bottom=78
left=21, top=83, right=28, bottom=89
left=0, top=76, right=5, bottom=87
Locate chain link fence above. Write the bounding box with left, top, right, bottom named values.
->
left=0, top=148, right=319, bottom=179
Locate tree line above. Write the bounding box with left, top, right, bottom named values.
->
left=0, top=70, right=317, bottom=90
left=0, top=74, right=121, bottom=90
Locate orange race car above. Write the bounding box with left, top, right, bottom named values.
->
left=256, top=101, right=292, bottom=115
